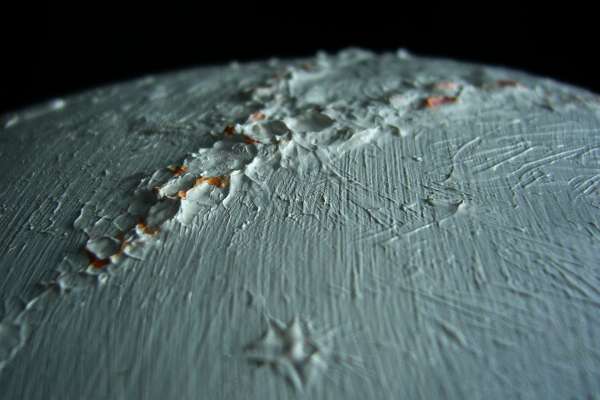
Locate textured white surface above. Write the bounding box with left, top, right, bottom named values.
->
left=1, top=49, right=600, bottom=399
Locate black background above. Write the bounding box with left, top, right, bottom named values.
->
left=1, top=8, right=597, bottom=115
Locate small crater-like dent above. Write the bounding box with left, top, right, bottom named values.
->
left=244, top=317, right=331, bottom=391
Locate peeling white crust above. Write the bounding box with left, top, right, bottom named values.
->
left=1, top=49, right=600, bottom=399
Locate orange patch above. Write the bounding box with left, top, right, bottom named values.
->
left=249, top=111, right=266, bottom=122
left=177, top=190, right=188, bottom=199
left=137, top=221, right=160, bottom=235
left=167, top=165, right=188, bottom=176
left=86, top=250, right=110, bottom=269
left=424, top=96, right=457, bottom=108
left=223, top=125, right=236, bottom=136
left=194, top=175, right=230, bottom=188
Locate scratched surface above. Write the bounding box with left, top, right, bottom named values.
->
left=1, top=49, right=600, bottom=399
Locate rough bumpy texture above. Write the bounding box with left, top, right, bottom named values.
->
left=1, top=49, right=600, bottom=399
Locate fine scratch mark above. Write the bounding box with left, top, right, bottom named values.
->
left=442, top=136, right=481, bottom=183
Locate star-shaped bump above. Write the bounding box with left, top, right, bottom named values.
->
left=244, top=316, right=330, bottom=391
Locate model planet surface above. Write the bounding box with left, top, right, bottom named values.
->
left=1, top=49, right=600, bottom=399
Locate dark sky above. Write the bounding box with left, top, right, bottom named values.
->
left=1, top=9, right=597, bottom=115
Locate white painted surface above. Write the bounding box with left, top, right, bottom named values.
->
left=1, top=49, right=600, bottom=399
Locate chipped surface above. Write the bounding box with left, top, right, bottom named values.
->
left=1, top=49, right=600, bottom=399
